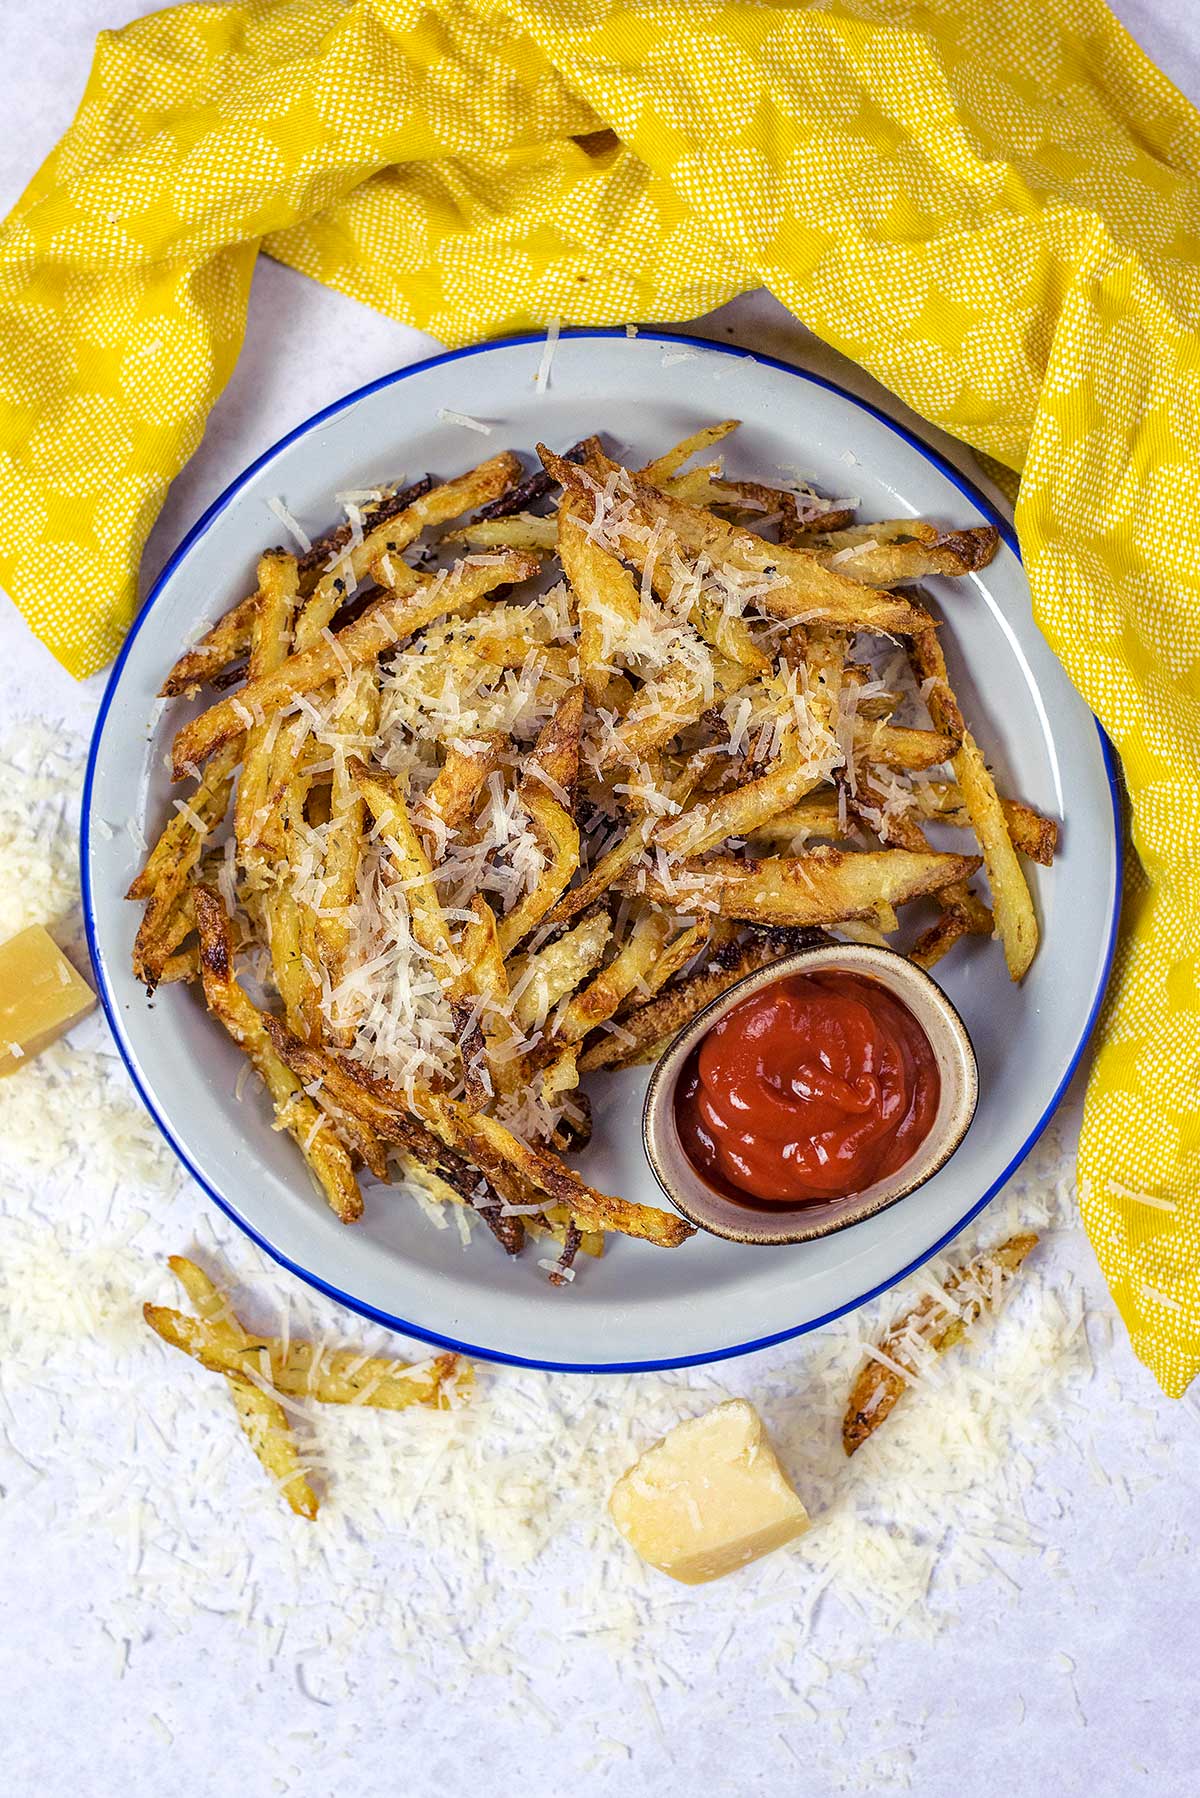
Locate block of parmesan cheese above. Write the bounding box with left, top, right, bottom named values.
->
left=0, top=925, right=96, bottom=1075
left=609, top=1397, right=810, bottom=1585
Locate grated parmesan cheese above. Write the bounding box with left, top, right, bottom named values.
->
left=266, top=496, right=312, bottom=553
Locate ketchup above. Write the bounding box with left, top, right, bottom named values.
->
left=674, top=971, right=939, bottom=1208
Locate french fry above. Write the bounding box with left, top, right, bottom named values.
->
left=193, top=886, right=363, bottom=1223
left=509, top=910, right=614, bottom=1032
left=578, top=928, right=823, bottom=1071
left=129, top=740, right=244, bottom=987
left=443, top=1106, right=694, bottom=1248
left=842, top=1234, right=1038, bottom=1454
left=229, top=1378, right=320, bottom=1521
left=449, top=514, right=558, bottom=553
left=638, top=421, right=740, bottom=482
left=806, top=520, right=999, bottom=586
left=657, top=744, right=825, bottom=859
left=599, top=651, right=753, bottom=767
left=558, top=501, right=641, bottom=704
left=144, top=1304, right=470, bottom=1408
left=624, top=844, right=981, bottom=928
left=495, top=690, right=584, bottom=956
left=172, top=551, right=538, bottom=777
left=160, top=591, right=260, bottom=698
left=349, top=758, right=454, bottom=973
left=496, top=790, right=581, bottom=957
left=911, top=782, right=1059, bottom=866
left=127, top=738, right=243, bottom=905
left=553, top=908, right=675, bottom=1042
left=233, top=551, right=300, bottom=873
left=910, top=624, right=1038, bottom=979
left=420, top=733, right=507, bottom=846
left=856, top=723, right=959, bottom=771
left=457, top=894, right=526, bottom=1105
left=315, top=668, right=383, bottom=1032
left=162, top=1254, right=320, bottom=1519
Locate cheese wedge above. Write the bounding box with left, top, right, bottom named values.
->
left=609, top=1397, right=810, bottom=1584
left=0, top=926, right=96, bottom=1075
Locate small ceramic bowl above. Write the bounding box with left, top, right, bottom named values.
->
left=642, top=941, right=979, bottom=1245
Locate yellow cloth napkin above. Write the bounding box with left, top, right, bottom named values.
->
left=2, top=0, right=1198, bottom=1393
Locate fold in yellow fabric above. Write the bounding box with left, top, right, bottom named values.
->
left=2, top=0, right=1198, bottom=1393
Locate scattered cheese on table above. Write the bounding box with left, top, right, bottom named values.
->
left=608, top=1398, right=810, bottom=1585
left=0, top=925, right=96, bottom=1074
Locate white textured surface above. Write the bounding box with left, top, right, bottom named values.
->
left=1, top=5, right=1198, bottom=1795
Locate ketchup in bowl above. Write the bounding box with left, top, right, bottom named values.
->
left=674, top=970, right=939, bottom=1209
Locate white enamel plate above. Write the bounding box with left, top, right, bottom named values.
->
left=83, top=330, right=1121, bottom=1371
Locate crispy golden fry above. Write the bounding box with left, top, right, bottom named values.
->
left=448, top=514, right=558, bottom=553
left=600, top=652, right=752, bottom=768
left=315, top=669, right=383, bottom=1035
left=913, top=782, right=1059, bottom=866
left=852, top=796, right=992, bottom=972
left=264, top=1023, right=689, bottom=1249
left=127, top=738, right=243, bottom=905
left=657, top=744, right=824, bottom=859
left=856, top=723, right=959, bottom=770
left=421, top=733, right=506, bottom=844
left=349, top=757, right=454, bottom=973
left=638, top=420, right=740, bottom=482
left=624, top=844, right=981, bottom=928
left=558, top=501, right=642, bottom=703
left=446, top=1106, right=693, bottom=1248
left=806, top=520, right=999, bottom=586
left=160, top=590, right=259, bottom=698
left=540, top=445, right=928, bottom=637
left=908, top=909, right=971, bottom=969
left=554, top=908, right=674, bottom=1042
left=496, top=790, right=581, bottom=958
left=129, top=742, right=244, bottom=988
left=144, top=1303, right=469, bottom=1409
left=295, top=452, right=523, bottom=642
left=527, top=682, right=583, bottom=795
left=911, top=625, right=1038, bottom=980
left=495, top=690, right=584, bottom=956
left=193, top=886, right=363, bottom=1222
left=233, top=551, right=300, bottom=872
left=457, top=894, right=526, bottom=1104
left=579, top=928, right=822, bottom=1071
left=843, top=1234, right=1038, bottom=1454
left=746, top=791, right=845, bottom=847
left=172, top=551, right=538, bottom=777
left=229, top=1377, right=320, bottom=1520
left=632, top=919, right=714, bottom=1001
left=509, top=910, right=614, bottom=1032
left=264, top=881, right=316, bottom=1042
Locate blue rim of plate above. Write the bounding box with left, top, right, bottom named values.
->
left=80, top=326, right=1124, bottom=1375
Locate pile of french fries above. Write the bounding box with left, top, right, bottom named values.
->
left=128, top=422, right=1057, bottom=1282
